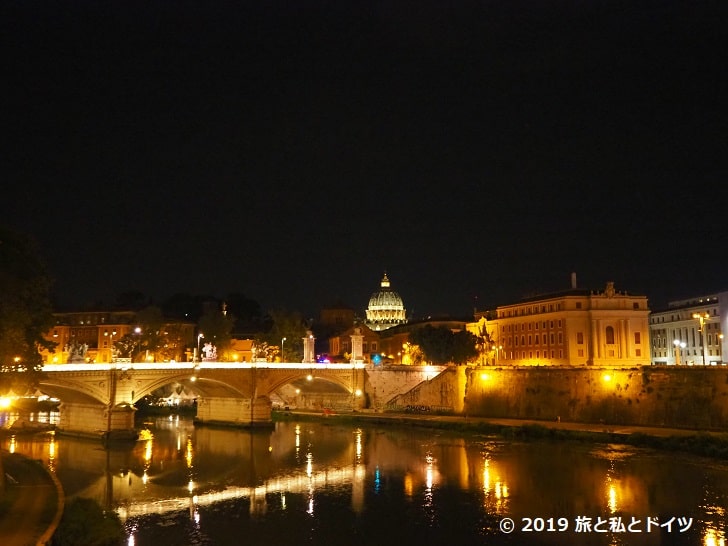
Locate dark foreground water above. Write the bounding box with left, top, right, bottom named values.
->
left=3, top=413, right=728, bottom=546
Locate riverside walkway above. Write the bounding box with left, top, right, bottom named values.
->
left=289, top=409, right=728, bottom=439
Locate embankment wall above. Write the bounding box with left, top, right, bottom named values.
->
left=464, top=367, right=728, bottom=429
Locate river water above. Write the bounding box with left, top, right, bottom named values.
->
left=2, top=412, right=728, bottom=546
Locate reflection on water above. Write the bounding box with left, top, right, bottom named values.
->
left=3, top=414, right=728, bottom=545
left=0, top=410, right=59, bottom=429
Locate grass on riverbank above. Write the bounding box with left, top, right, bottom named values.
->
left=274, top=411, right=728, bottom=460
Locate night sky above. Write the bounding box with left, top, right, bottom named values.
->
left=3, top=1, right=726, bottom=319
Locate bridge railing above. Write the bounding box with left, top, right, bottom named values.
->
left=42, top=362, right=368, bottom=372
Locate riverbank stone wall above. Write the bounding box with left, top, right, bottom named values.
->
left=464, top=366, right=728, bottom=430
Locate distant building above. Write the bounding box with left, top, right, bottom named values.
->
left=42, top=309, right=195, bottom=364
left=649, top=291, right=727, bottom=365
left=327, top=323, right=380, bottom=363
left=365, top=273, right=407, bottom=331
left=469, top=279, right=651, bottom=367
left=318, top=301, right=356, bottom=331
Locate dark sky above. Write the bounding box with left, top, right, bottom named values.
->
left=3, top=0, right=726, bottom=319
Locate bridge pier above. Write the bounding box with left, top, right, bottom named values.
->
left=57, top=402, right=138, bottom=442
left=195, top=396, right=273, bottom=428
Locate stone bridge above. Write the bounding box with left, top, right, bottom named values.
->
left=39, top=362, right=448, bottom=441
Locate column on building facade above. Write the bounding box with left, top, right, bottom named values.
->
left=591, top=319, right=599, bottom=362
left=620, top=319, right=627, bottom=359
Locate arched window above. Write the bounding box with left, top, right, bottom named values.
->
left=606, top=326, right=615, bottom=344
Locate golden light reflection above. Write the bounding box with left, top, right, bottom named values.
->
left=483, top=459, right=490, bottom=494
left=605, top=459, right=621, bottom=514
left=404, top=473, right=413, bottom=497
left=608, top=484, right=618, bottom=513
left=48, top=435, right=56, bottom=473
left=354, top=428, right=362, bottom=462
left=705, top=527, right=726, bottom=546
left=482, top=456, right=509, bottom=512
left=424, top=451, right=436, bottom=490
left=306, top=452, right=313, bottom=477
left=9, top=435, right=16, bottom=453
left=144, top=439, right=153, bottom=464
left=186, top=437, right=194, bottom=468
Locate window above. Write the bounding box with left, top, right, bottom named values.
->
left=371, top=342, right=377, bottom=352
left=634, top=332, right=641, bottom=345
left=606, top=326, right=615, bottom=344
left=636, top=349, right=642, bottom=356
left=576, top=302, right=582, bottom=309
left=578, top=349, right=584, bottom=357
left=577, top=332, right=584, bottom=344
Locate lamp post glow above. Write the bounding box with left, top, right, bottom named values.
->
left=105, top=329, right=117, bottom=362
left=133, top=327, right=142, bottom=363
left=673, top=339, right=685, bottom=365
left=693, top=313, right=710, bottom=365
left=281, top=337, right=287, bottom=362
left=197, top=333, right=204, bottom=363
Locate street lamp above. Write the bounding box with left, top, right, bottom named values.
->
left=693, top=312, right=710, bottom=365
left=673, top=339, right=686, bottom=365
left=197, top=333, right=204, bottom=363
left=133, top=327, right=142, bottom=363
left=281, top=337, right=287, bottom=362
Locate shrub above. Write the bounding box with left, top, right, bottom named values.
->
left=52, top=497, right=124, bottom=546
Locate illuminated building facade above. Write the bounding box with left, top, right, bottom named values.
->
left=41, top=310, right=195, bottom=364
left=365, top=273, right=407, bottom=331
left=470, top=280, right=651, bottom=367
left=649, top=291, right=727, bottom=365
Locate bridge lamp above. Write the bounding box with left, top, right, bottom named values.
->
left=307, top=374, right=313, bottom=381
left=281, top=337, right=287, bottom=362
left=355, top=389, right=362, bottom=397
left=197, top=333, right=204, bottom=362
left=133, top=327, right=142, bottom=362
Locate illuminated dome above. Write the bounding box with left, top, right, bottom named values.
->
left=365, top=273, right=407, bottom=331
